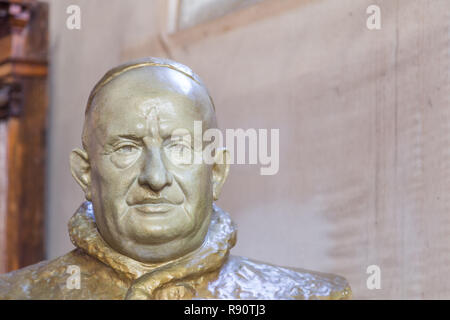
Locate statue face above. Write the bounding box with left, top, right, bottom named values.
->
left=70, top=66, right=229, bottom=262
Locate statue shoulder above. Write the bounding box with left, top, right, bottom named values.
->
left=0, top=249, right=128, bottom=299
left=209, top=255, right=351, bottom=300
left=0, top=258, right=53, bottom=299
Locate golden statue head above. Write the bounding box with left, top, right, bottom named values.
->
left=69, top=58, right=230, bottom=263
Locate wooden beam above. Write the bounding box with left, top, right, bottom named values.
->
left=0, top=59, right=47, bottom=78
left=0, top=0, right=48, bottom=273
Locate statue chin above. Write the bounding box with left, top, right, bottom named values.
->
left=92, top=201, right=212, bottom=263
left=104, top=221, right=210, bottom=264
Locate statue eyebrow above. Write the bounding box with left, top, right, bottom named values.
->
left=108, top=134, right=143, bottom=143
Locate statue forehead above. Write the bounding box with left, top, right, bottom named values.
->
left=89, top=66, right=215, bottom=120
left=84, top=66, right=217, bottom=141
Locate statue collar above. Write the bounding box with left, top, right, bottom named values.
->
left=68, top=201, right=237, bottom=282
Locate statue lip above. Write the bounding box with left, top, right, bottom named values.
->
left=126, top=195, right=182, bottom=206
left=126, top=194, right=183, bottom=214
left=131, top=203, right=175, bottom=214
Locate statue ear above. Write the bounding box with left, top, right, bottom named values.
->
left=212, top=148, right=230, bottom=201
left=70, top=148, right=92, bottom=201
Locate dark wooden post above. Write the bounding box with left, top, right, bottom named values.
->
left=0, top=0, right=48, bottom=273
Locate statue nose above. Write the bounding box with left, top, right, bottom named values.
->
left=138, top=147, right=173, bottom=192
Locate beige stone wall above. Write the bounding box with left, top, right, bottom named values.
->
left=45, top=0, right=450, bottom=299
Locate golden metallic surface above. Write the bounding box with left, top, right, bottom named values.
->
left=0, top=58, right=351, bottom=299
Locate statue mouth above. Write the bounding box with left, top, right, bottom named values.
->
left=131, top=203, right=176, bottom=214
left=127, top=195, right=182, bottom=214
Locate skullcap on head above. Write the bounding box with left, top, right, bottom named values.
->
left=85, top=57, right=215, bottom=114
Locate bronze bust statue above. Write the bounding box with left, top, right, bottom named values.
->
left=0, top=58, right=351, bottom=299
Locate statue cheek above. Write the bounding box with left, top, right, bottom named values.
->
left=93, top=160, right=140, bottom=198
left=170, top=165, right=209, bottom=201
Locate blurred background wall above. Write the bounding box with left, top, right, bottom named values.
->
left=44, top=0, right=450, bottom=299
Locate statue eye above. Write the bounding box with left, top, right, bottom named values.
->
left=170, top=142, right=189, bottom=152
left=165, top=141, right=193, bottom=165
left=116, top=145, right=138, bottom=154
left=110, top=144, right=141, bottom=169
